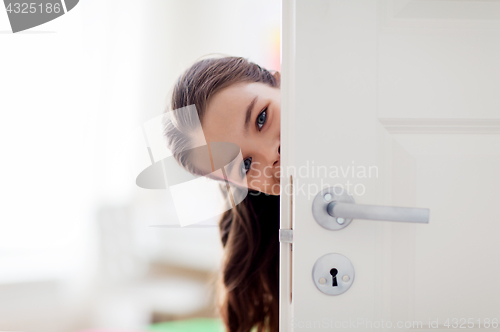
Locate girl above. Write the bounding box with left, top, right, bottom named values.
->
left=163, top=56, right=281, bottom=332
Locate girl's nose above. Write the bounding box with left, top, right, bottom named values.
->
left=273, top=145, right=280, bottom=166
left=261, top=141, right=280, bottom=166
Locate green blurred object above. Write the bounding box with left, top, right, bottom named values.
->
left=148, top=318, right=225, bottom=332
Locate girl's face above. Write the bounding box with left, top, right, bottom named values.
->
left=202, top=80, right=281, bottom=195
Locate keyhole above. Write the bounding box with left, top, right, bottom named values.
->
left=330, top=268, right=338, bottom=287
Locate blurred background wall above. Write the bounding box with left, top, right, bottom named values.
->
left=0, top=0, right=280, bottom=331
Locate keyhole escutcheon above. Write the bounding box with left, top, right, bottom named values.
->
left=330, top=268, right=338, bottom=286
left=312, top=253, right=355, bottom=295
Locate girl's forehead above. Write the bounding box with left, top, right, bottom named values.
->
left=209, top=82, right=270, bottom=106
left=203, top=89, right=256, bottom=137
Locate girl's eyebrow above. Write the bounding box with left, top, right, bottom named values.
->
left=243, top=96, right=258, bottom=135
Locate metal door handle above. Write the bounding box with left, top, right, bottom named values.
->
left=328, top=201, right=429, bottom=224
left=312, top=187, right=430, bottom=231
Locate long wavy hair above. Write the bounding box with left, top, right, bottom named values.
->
left=162, top=55, right=280, bottom=332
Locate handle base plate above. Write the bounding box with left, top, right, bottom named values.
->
left=312, top=187, right=355, bottom=231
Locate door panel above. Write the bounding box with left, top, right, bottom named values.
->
left=280, top=1, right=500, bottom=331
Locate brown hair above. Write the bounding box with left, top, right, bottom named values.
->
left=163, top=55, right=280, bottom=332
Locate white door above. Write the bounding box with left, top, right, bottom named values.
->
left=279, top=1, right=500, bottom=331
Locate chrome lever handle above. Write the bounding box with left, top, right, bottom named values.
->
left=312, top=187, right=430, bottom=231
left=327, top=201, right=429, bottom=224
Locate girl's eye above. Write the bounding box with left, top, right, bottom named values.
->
left=240, top=107, right=267, bottom=177
left=256, top=107, right=267, bottom=130
left=241, top=157, right=252, bottom=176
